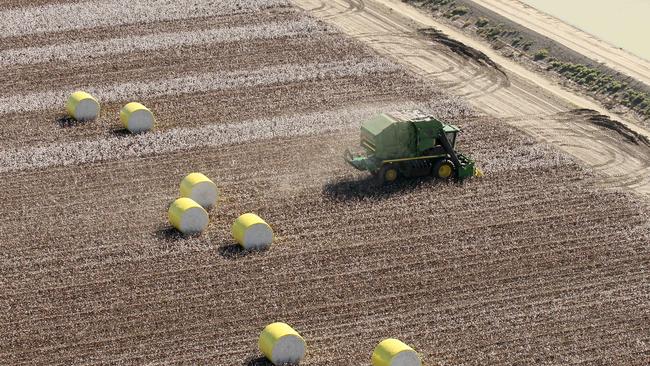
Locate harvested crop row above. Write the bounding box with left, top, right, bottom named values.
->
left=0, top=7, right=301, bottom=51
left=0, top=18, right=333, bottom=67
left=0, top=129, right=647, bottom=365
left=0, top=74, right=425, bottom=148
left=0, top=0, right=291, bottom=38
left=0, top=118, right=565, bottom=266
left=0, top=96, right=473, bottom=172
left=0, top=173, right=638, bottom=282
left=2, top=0, right=648, bottom=365
left=0, top=118, right=625, bottom=269
left=0, top=58, right=402, bottom=115
left=1, top=34, right=373, bottom=97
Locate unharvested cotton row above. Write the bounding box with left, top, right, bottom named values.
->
left=0, top=0, right=291, bottom=38
left=0, top=19, right=332, bottom=67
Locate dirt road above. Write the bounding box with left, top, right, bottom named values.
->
left=292, top=0, right=650, bottom=196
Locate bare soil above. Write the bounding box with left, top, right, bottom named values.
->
left=1, top=127, right=648, bottom=365
left=1, top=35, right=368, bottom=97
left=418, top=27, right=507, bottom=79
left=1, top=73, right=424, bottom=148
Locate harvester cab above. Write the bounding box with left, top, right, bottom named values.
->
left=345, top=110, right=483, bottom=183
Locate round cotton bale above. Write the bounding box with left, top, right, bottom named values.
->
left=168, top=197, right=209, bottom=235
left=66, top=91, right=100, bottom=121
left=372, top=338, right=421, bottom=366
left=180, top=172, right=218, bottom=209
left=231, top=213, right=273, bottom=250
left=259, top=322, right=306, bottom=365
left=120, top=102, right=154, bottom=133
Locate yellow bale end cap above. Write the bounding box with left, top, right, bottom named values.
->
left=168, top=197, right=209, bottom=235
left=372, top=338, right=421, bottom=366
left=66, top=91, right=100, bottom=121
left=232, top=213, right=273, bottom=250
left=259, top=322, right=306, bottom=365
left=179, top=172, right=218, bottom=209
left=120, top=102, right=154, bottom=133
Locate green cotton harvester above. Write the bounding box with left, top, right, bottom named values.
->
left=345, top=110, right=483, bottom=183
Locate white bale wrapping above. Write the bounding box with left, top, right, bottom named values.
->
left=179, top=172, right=218, bottom=209
left=372, top=338, right=421, bottom=366
left=120, top=102, right=154, bottom=133
left=66, top=91, right=100, bottom=121
left=259, top=322, right=306, bottom=365
left=72, top=99, right=99, bottom=120
left=390, top=351, right=421, bottom=366
left=271, top=334, right=305, bottom=364
left=179, top=208, right=207, bottom=233
left=232, top=213, right=273, bottom=250
left=244, top=224, right=273, bottom=248
left=168, top=197, right=209, bottom=235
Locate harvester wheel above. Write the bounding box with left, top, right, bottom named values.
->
left=433, top=159, right=455, bottom=179
left=378, top=164, right=399, bottom=184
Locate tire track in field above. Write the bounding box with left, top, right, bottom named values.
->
left=0, top=128, right=640, bottom=278
left=9, top=273, right=646, bottom=365
left=4, top=123, right=628, bottom=268
left=2, top=244, right=644, bottom=356
left=2, top=244, right=644, bottom=364
left=0, top=182, right=635, bottom=280
left=1, top=221, right=639, bottom=313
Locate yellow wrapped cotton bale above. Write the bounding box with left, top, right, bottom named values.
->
left=180, top=172, right=218, bottom=209
left=66, top=91, right=100, bottom=121
left=120, top=102, right=154, bottom=133
left=372, top=338, right=421, bottom=366
left=259, top=322, right=306, bottom=365
left=168, top=197, right=209, bottom=235
left=232, top=213, right=273, bottom=250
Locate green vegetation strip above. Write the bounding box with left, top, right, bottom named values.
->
left=548, top=60, right=650, bottom=118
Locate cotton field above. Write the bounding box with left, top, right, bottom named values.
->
left=0, top=0, right=648, bottom=365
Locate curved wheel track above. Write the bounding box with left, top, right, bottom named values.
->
left=293, top=0, right=650, bottom=197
